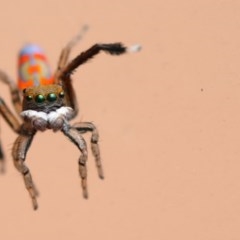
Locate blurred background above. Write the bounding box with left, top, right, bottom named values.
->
left=1, top=0, right=240, bottom=239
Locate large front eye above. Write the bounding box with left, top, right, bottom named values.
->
left=35, top=94, right=45, bottom=103
left=47, top=93, right=57, bottom=102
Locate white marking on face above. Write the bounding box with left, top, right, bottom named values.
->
left=21, top=107, right=74, bottom=131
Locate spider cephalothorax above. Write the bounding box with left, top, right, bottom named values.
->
left=21, top=84, right=73, bottom=131
left=0, top=26, right=140, bottom=210
left=22, top=84, right=66, bottom=111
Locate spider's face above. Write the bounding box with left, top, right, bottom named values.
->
left=22, top=84, right=66, bottom=112
left=21, top=84, right=74, bottom=131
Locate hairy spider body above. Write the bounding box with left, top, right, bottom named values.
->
left=0, top=27, right=140, bottom=210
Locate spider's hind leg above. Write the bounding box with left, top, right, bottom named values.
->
left=73, top=122, right=104, bottom=179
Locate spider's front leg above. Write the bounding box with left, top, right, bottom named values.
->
left=56, top=42, right=140, bottom=118
left=12, top=126, right=38, bottom=210
left=54, top=24, right=89, bottom=83
left=60, top=43, right=141, bottom=78
left=73, top=122, right=104, bottom=179
left=62, top=124, right=89, bottom=198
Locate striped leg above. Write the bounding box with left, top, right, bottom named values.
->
left=54, top=25, right=89, bottom=116
left=54, top=24, right=89, bottom=82
left=62, top=125, right=89, bottom=198
left=0, top=98, right=21, bottom=133
left=12, top=131, right=38, bottom=210
left=0, top=70, right=22, bottom=115
left=0, top=97, right=22, bottom=172
left=73, top=122, right=104, bottom=179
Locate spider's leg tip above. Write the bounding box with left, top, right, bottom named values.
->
left=32, top=202, right=38, bottom=210
left=82, top=24, right=89, bottom=32
left=127, top=44, right=142, bottom=53
left=83, top=189, right=89, bottom=199
left=0, top=160, right=5, bottom=174
left=83, top=193, right=89, bottom=199
left=98, top=172, right=104, bottom=180
left=0, top=166, right=5, bottom=174
left=97, top=168, right=104, bottom=179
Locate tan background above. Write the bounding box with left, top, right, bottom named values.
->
left=0, top=0, right=240, bottom=239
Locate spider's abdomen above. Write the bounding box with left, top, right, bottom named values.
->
left=18, top=44, right=54, bottom=90
left=21, top=106, right=74, bottom=131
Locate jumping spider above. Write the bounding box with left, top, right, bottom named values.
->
left=0, top=26, right=140, bottom=210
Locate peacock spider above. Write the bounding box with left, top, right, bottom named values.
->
left=0, top=26, right=140, bottom=210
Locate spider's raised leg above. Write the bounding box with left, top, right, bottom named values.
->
left=12, top=129, right=38, bottom=210
left=54, top=25, right=89, bottom=83
left=59, top=42, right=140, bottom=116
left=60, top=42, right=141, bottom=78
left=61, top=43, right=128, bottom=78
left=73, top=122, right=104, bottom=179
left=62, top=125, right=89, bottom=198
left=0, top=70, right=22, bottom=115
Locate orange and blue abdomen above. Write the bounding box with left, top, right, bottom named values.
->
left=18, top=44, right=54, bottom=90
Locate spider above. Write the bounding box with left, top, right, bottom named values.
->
left=0, top=26, right=140, bottom=210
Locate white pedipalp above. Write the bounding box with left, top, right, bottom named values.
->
left=20, top=106, right=74, bottom=131
left=21, top=110, right=48, bottom=121
left=56, top=106, right=75, bottom=118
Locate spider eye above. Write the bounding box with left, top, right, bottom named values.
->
left=35, top=94, right=45, bottom=103
left=25, top=95, right=33, bottom=101
left=47, top=93, right=57, bottom=102
left=59, top=91, right=65, bottom=98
